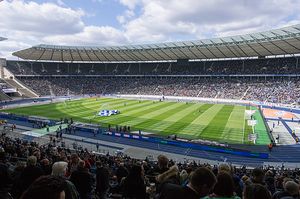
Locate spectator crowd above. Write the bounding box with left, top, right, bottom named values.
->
left=19, top=77, right=300, bottom=105
left=6, top=57, right=299, bottom=76
left=3, top=56, right=300, bottom=105
left=1, top=131, right=300, bottom=199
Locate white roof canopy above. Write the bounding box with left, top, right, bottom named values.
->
left=13, top=24, right=300, bottom=62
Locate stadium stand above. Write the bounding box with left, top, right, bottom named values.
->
left=5, top=57, right=300, bottom=75
left=1, top=131, right=300, bottom=199
left=1, top=24, right=300, bottom=199
left=4, top=56, right=300, bottom=104
left=12, top=77, right=300, bottom=104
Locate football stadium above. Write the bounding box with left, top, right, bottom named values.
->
left=1, top=1, right=300, bottom=198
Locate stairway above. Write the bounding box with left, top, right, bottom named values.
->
left=4, top=78, right=39, bottom=98
left=0, top=89, right=12, bottom=101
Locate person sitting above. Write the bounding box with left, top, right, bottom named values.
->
left=20, top=175, right=66, bottom=199
left=70, top=160, right=93, bottom=199
left=0, top=151, right=13, bottom=199
left=243, top=183, right=271, bottom=199
left=159, top=167, right=217, bottom=199
left=20, top=156, right=44, bottom=193
left=251, top=168, right=265, bottom=186
left=154, top=155, right=180, bottom=193
left=272, top=180, right=300, bottom=199
left=52, top=161, right=79, bottom=199
left=95, top=161, right=110, bottom=199
left=121, top=164, right=147, bottom=199
left=203, top=171, right=240, bottom=199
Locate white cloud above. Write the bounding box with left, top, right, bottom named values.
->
left=119, top=0, right=140, bottom=10
left=0, top=0, right=85, bottom=35
left=119, top=0, right=300, bottom=42
left=0, top=40, right=31, bottom=59
left=43, top=26, right=128, bottom=46
left=56, top=0, right=66, bottom=7
left=0, top=0, right=129, bottom=59
left=117, top=9, right=135, bottom=24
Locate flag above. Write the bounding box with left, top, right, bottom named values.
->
left=98, top=110, right=120, bottom=117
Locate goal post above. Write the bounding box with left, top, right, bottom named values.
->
left=245, top=109, right=257, bottom=143
left=245, top=110, right=256, bottom=120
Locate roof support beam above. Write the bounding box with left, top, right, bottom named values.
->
left=91, top=50, right=103, bottom=62
left=103, top=48, right=119, bottom=61
left=69, top=49, right=74, bottom=62
left=96, top=48, right=110, bottom=61
left=113, top=47, right=130, bottom=61
left=209, top=40, right=227, bottom=58
left=240, top=36, right=263, bottom=57
left=182, top=43, right=199, bottom=59
left=154, top=45, right=173, bottom=60
left=172, top=43, right=190, bottom=58
left=275, top=30, right=300, bottom=51
left=122, top=48, right=141, bottom=61
left=219, top=38, right=239, bottom=57
left=83, top=48, right=93, bottom=62
left=77, top=50, right=84, bottom=62
left=131, top=46, right=151, bottom=61
left=200, top=41, right=218, bottom=58
left=60, top=50, right=64, bottom=62
left=144, top=50, right=160, bottom=61
left=50, top=49, right=55, bottom=61
left=37, top=49, right=46, bottom=61
left=163, top=44, right=181, bottom=59
left=248, top=35, right=273, bottom=55
left=230, top=39, right=250, bottom=57
left=190, top=42, right=209, bottom=59
left=260, top=33, right=289, bottom=54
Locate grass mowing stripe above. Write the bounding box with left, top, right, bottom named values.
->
left=4, top=97, right=262, bottom=144
left=16, top=98, right=126, bottom=120
left=221, top=106, right=245, bottom=142
left=199, top=105, right=235, bottom=140
left=244, top=106, right=253, bottom=144
left=161, top=104, right=214, bottom=136
left=59, top=99, right=151, bottom=124
left=99, top=101, right=175, bottom=126
left=5, top=98, right=115, bottom=116
left=180, top=104, right=225, bottom=136
left=119, top=102, right=183, bottom=127
left=252, top=107, right=270, bottom=145
left=92, top=100, right=155, bottom=123
left=57, top=100, right=135, bottom=118
left=147, top=103, right=203, bottom=130
left=57, top=98, right=118, bottom=109
left=51, top=99, right=141, bottom=121
left=97, top=101, right=170, bottom=123
left=56, top=98, right=128, bottom=115
left=133, top=103, right=191, bottom=131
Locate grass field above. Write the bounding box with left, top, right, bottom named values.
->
left=3, top=97, right=270, bottom=144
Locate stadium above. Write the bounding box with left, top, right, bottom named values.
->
left=1, top=1, right=300, bottom=198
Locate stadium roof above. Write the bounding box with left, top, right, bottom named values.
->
left=0, top=37, right=7, bottom=41
left=13, top=24, right=300, bottom=62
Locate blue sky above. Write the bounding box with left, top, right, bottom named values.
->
left=0, top=0, right=300, bottom=59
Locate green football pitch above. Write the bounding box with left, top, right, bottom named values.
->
left=3, top=97, right=270, bottom=144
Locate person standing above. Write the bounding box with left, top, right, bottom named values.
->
left=70, top=161, right=93, bottom=199
left=20, top=156, right=44, bottom=192
left=96, top=143, right=99, bottom=152
left=95, top=161, right=109, bottom=199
